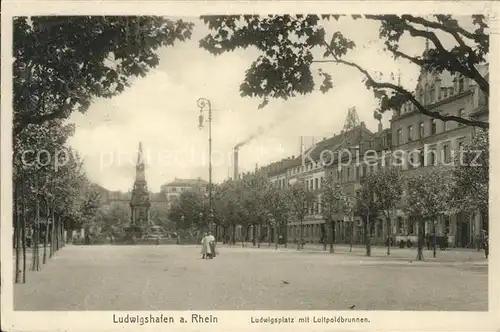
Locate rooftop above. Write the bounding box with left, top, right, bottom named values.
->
left=162, top=177, right=208, bottom=187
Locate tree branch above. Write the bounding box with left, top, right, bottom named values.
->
left=401, top=15, right=489, bottom=95
left=15, top=105, right=72, bottom=136
left=365, top=15, right=490, bottom=95
left=319, top=41, right=489, bottom=129
left=402, top=15, right=488, bottom=47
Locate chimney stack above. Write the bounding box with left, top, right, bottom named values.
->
left=233, top=147, right=239, bottom=180
left=378, top=122, right=383, bottom=133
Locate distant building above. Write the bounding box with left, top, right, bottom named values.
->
left=160, top=177, right=208, bottom=209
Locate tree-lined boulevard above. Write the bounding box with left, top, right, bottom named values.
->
left=9, top=14, right=489, bottom=312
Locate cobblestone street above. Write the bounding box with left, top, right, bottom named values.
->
left=14, top=244, right=488, bottom=311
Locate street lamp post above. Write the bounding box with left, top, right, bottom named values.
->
left=197, top=98, right=214, bottom=233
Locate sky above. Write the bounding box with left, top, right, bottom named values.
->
left=67, top=16, right=466, bottom=192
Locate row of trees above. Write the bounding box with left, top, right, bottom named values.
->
left=12, top=119, right=104, bottom=282
left=166, top=128, right=487, bottom=261
left=13, top=16, right=194, bottom=282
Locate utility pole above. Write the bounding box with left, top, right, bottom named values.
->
left=197, top=98, right=214, bottom=233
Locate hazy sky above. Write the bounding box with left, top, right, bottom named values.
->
left=67, top=16, right=457, bottom=192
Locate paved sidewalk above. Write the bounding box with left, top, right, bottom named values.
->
left=219, top=242, right=488, bottom=263
left=14, top=245, right=487, bottom=311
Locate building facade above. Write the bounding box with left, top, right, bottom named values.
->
left=253, top=63, right=488, bottom=248
left=390, top=64, right=489, bottom=248
left=160, top=177, right=208, bottom=210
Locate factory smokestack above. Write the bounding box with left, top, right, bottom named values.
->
left=233, top=146, right=239, bottom=180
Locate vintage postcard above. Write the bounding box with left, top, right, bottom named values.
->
left=1, top=1, right=499, bottom=331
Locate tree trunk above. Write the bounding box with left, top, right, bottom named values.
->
left=386, top=217, right=391, bottom=256
left=43, top=203, right=49, bottom=264
left=60, top=221, right=65, bottom=247
left=364, top=216, right=371, bottom=257
left=21, top=178, right=27, bottom=283
left=31, top=224, right=37, bottom=271
left=322, top=223, right=327, bottom=251
left=268, top=224, right=271, bottom=247
left=350, top=217, right=354, bottom=252
left=417, top=219, right=425, bottom=261
left=32, top=191, right=40, bottom=271
left=56, top=217, right=60, bottom=251
left=329, top=220, right=335, bottom=253
left=432, top=220, right=437, bottom=258
left=275, top=225, right=278, bottom=250
left=231, top=224, right=236, bottom=245
left=284, top=223, right=288, bottom=248
left=297, top=219, right=303, bottom=250
left=50, top=202, right=56, bottom=257
left=257, top=225, right=261, bottom=248
left=300, top=219, right=304, bottom=250
left=14, top=181, right=21, bottom=283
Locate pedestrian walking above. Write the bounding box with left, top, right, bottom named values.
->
left=207, top=231, right=216, bottom=258
left=200, top=232, right=211, bottom=259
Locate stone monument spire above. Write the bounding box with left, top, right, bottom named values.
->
left=130, top=142, right=150, bottom=226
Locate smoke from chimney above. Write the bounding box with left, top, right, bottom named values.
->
left=234, top=110, right=292, bottom=149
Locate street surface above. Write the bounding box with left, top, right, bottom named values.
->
left=14, top=244, right=488, bottom=311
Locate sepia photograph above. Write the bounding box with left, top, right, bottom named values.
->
left=1, top=2, right=498, bottom=331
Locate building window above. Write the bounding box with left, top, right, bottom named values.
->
left=419, top=122, right=425, bottom=139
left=355, top=165, right=360, bottom=180
left=315, top=178, right=318, bottom=190
left=397, top=128, right=403, bottom=145
left=408, top=218, right=414, bottom=234
left=171, top=187, right=177, bottom=192
left=444, top=216, right=450, bottom=235
left=347, top=167, right=350, bottom=181
left=384, top=155, right=391, bottom=168
left=428, top=146, right=437, bottom=166
left=408, top=125, right=413, bottom=141
left=419, top=89, right=424, bottom=104
left=443, top=114, right=449, bottom=131
left=429, top=85, right=435, bottom=104
left=397, top=217, right=403, bottom=234
left=419, top=150, right=424, bottom=167
left=457, top=139, right=465, bottom=164
left=430, top=119, right=437, bottom=135
left=458, top=108, right=465, bottom=127
left=443, top=144, right=451, bottom=163
left=458, top=76, right=464, bottom=92
left=320, top=177, right=324, bottom=186
left=407, top=153, right=414, bottom=169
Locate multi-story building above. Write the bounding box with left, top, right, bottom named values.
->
left=235, top=61, right=488, bottom=248
left=257, top=116, right=378, bottom=245
left=160, top=177, right=208, bottom=210
left=390, top=64, right=489, bottom=248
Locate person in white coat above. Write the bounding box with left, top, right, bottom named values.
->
left=200, top=232, right=211, bottom=259
left=206, top=231, right=216, bottom=259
